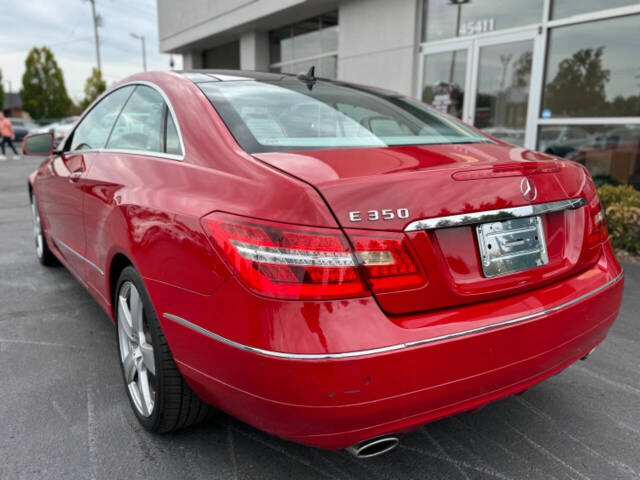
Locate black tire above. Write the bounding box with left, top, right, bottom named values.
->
left=115, top=266, right=211, bottom=432
left=30, top=193, right=58, bottom=267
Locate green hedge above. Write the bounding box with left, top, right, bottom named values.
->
left=597, top=184, right=640, bottom=255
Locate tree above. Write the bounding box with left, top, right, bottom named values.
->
left=0, top=69, right=4, bottom=114
left=544, top=47, right=610, bottom=117
left=20, top=46, right=72, bottom=119
left=80, top=67, right=106, bottom=110
left=513, top=51, right=532, bottom=88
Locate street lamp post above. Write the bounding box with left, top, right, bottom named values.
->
left=447, top=0, right=471, bottom=87
left=130, top=33, right=147, bottom=72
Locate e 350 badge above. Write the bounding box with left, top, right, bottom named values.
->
left=348, top=208, right=409, bottom=222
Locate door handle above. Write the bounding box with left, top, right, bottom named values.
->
left=69, top=171, right=83, bottom=183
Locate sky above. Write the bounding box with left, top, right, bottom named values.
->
left=0, top=0, right=182, bottom=103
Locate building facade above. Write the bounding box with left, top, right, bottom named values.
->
left=157, top=0, right=640, bottom=187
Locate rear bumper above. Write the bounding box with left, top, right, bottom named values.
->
left=153, top=246, right=624, bottom=450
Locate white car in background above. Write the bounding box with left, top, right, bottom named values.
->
left=33, top=116, right=80, bottom=145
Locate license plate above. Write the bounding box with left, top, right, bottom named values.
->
left=475, top=216, right=549, bottom=278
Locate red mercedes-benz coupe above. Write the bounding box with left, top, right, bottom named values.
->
left=24, top=70, right=623, bottom=458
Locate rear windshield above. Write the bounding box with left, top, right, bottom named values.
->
left=198, top=80, right=491, bottom=153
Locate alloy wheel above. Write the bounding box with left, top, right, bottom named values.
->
left=117, top=281, right=157, bottom=417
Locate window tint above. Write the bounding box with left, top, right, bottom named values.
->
left=165, top=110, right=182, bottom=155
left=107, top=86, right=164, bottom=152
left=70, top=86, right=134, bottom=151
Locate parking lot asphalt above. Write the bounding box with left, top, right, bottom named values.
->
left=1, top=156, right=639, bottom=480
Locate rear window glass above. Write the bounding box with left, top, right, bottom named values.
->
left=198, top=80, right=490, bottom=153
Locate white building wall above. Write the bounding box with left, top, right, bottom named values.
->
left=157, top=0, right=422, bottom=96
left=158, top=0, right=312, bottom=53
left=182, top=51, right=202, bottom=70
left=337, top=0, right=420, bottom=96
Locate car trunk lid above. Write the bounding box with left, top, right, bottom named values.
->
left=253, top=143, right=604, bottom=314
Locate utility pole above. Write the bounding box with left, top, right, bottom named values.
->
left=86, top=0, right=102, bottom=72
left=130, top=33, right=147, bottom=71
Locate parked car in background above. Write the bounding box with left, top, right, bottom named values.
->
left=9, top=118, right=39, bottom=142
left=33, top=116, right=80, bottom=145
left=563, top=125, right=640, bottom=187
left=24, top=70, right=624, bottom=458
left=538, top=126, right=593, bottom=158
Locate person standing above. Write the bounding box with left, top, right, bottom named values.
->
left=0, top=113, right=19, bottom=160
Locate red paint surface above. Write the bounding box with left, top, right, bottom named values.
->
left=28, top=71, right=624, bottom=450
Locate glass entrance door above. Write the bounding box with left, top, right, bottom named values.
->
left=420, top=38, right=473, bottom=121
left=472, top=37, right=534, bottom=146
left=421, top=47, right=470, bottom=120
left=420, top=29, right=541, bottom=147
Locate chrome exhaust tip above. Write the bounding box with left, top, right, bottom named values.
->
left=346, top=436, right=400, bottom=459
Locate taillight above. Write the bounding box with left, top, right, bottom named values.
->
left=202, top=212, right=367, bottom=300
left=349, top=231, right=426, bottom=294
left=202, top=213, right=426, bottom=300
left=587, top=201, right=608, bottom=248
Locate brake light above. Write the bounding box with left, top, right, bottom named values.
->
left=452, top=163, right=560, bottom=181
left=202, top=213, right=426, bottom=300
left=202, top=213, right=367, bottom=300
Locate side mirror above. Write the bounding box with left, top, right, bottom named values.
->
left=23, top=132, right=54, bottom=156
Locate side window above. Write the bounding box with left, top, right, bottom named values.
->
left=164, top=109, right=182, bottom=155
left=107, top=86, right=164, bottom=153
left=70, top=86, right=134, bottom=151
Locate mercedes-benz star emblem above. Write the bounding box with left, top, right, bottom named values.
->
left=520, top=177, right=537, bottom=202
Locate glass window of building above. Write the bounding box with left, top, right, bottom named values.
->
left=422, top=0, right=543, bottom=43
left=538, top=125, right=640, bottom=187
left=551, top=0, right=640, bottom=20
left=269, top=12, right=338, bottom=78
left=542, top=14, right=640, bottom=118
left=475, top=40, right=533, bottom=146
left=421, top=50, right=467, bottom=119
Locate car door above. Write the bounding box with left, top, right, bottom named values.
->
left=82, top=84, right=181, bottom=294
left=44, top=86, right=134, bottom=280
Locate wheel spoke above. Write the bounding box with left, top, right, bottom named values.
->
left=138, top=369, right=153, bottom=416
left=123, top=350, right=137, bottom=383
left=140, top=342, right=155, bottom=376
left=118, top=281, right=154, bottom=418
left=118, top=296, right=135, bottom=342
left=129, top=287, right=144, bottom=336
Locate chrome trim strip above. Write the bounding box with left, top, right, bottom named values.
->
left=53, top=237, right=104, bottom=276
left=404, top=198, right=587, bottom=232
left=231, top=240, right=356, bottom=267
left=163, top=271, right=623, bottom=360
left=78, top=148, right=184, bottom=162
